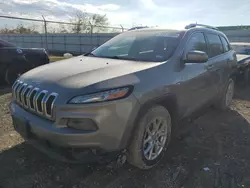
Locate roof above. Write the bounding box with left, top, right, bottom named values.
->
left=127, top=24, right=224, bottom=35
left=126, top=27, right=185, bottom=33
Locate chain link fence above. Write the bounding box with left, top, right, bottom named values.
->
left=0, top=15, right=127, bottom=55
left=2, top=15, right=250, bottom=55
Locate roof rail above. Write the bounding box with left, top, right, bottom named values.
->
left=185, top=23, right=218, bottom=30
left=128, top=26, right=149, bottom=31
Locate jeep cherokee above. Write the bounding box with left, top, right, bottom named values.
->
left=9, top=24, right=237, bottom=169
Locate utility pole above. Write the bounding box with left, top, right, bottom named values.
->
left=42, top=15, right=48, bottom=51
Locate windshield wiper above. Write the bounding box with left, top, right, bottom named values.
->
left=85, top=54, right=140, bottom=61
left=102, top=56, right=134, bottom=60
left=84, top=52, right=95, bottom=56
left=96, top=55, right=121, bottom=59
left=106, top=56, right=121, bottom=59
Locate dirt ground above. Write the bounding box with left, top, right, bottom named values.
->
left=0, top=85, right=250, bottom=188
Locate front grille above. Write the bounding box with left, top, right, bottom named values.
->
left=12, top=80, right=58, bottom=120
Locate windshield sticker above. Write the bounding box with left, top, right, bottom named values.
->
left=156, top=55, right=164, bottom=60
left=156, top=33, right=180, bottom=38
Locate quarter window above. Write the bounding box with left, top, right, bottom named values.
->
left=220, top=36, right=231, bottom=52
left=186, top=33, right=208, bottom=53
left=206, top=34, right=224, bottom=57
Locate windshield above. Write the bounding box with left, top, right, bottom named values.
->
left=0, top=40, right=16, bottom=48
left=91, top=30, right=183, bottom=62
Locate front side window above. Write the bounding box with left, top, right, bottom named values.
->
left=185, top=33, right=208, bottom=53
left=91, top=31, right=183, bottom=62
left=206, top=34, right=224, bottom=57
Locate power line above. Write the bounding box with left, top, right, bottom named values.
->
left=0, top=15, right=127, bottom=30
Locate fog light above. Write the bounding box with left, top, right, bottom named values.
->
left=67, top=118, right=98, bottom=131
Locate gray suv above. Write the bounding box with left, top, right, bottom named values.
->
left=9, top=24, right=237, bottom=169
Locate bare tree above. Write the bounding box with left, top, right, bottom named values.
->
left=89, top=14, right=109, bottom=33
left=0, top=24, right=39, bottom=34
left=71, top=11, right=109, bottom=34
left=71, top=12, right=87, bottom=33
left=59, top=25, right=70, bottom=33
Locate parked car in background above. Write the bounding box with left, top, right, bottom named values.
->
left=10, top=24, right=237, bottom=169
left=236, top=54, right=250, bottom=85
left=0, top=39, right=49, bottom=85
left=228, top=43, right=250, bottom=85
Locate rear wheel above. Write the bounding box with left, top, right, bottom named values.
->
left=215, top=78, right=235, bottom=110
left=127, top=105, right=172, bottom=169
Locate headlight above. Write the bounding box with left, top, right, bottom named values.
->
left=68, top=86, right=133, bottom=104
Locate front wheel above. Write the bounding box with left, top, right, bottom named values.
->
left=127, top=105, right=172, bottom=169
left=244, top=67, right=250, bottom=86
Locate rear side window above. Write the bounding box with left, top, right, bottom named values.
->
left=186, top=33, right=208, bottom=53
left=206, top=34, right=224, bottom=57
left=220, top=36, right=231, bottom=52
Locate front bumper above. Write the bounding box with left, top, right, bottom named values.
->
left=9, top=94, right=140, bottom=152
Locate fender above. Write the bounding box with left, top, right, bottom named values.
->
left=118, top=93, right=179, bottom=150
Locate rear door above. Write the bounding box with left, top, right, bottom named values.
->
left=219, top=36, right=237, bottom=88
left=205, top=33, right=228, bottom=97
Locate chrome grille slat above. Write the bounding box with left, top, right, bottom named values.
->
left=11, top=80, right=58, bottom=120
left=30, top=88, right=39, bottom=111
left=44, top=92, right=58, bottom=118
left=14, top=81, right=23, bottom=100
left=12, top=80, right=19, bottom=98
left=20, top=83, right=28, bottom=104
left=35, top=90, right=48, bottom=115
left=12, top=80, right=18, bottom=90
left=26, top=85, right=34, bottom=109
left=16, top=82, right=24, bottom=103
left=23, top=85, right=33, bottom=108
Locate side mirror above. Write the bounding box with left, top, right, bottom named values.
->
left=184, top=50, right=208, bottom=63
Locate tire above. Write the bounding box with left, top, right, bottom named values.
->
left=215, top=78, right=235, bottom=110
left=4, top=65, right=27, bottom=85
left=244, top=67, right=250, bottom=86
left=127, top=105, right=172, bottom=169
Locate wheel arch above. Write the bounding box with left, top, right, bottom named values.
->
left=121, top=93, right=179, bottom=149
left=4, top=60, right=31, bottom=85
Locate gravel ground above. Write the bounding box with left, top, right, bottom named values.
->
left=0, top=85, right=250, bottom=188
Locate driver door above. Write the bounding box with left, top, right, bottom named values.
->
left=177, top=32, right=215, bottom=117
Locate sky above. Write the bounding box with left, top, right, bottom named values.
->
left=0, top=0, right=250, bottom=29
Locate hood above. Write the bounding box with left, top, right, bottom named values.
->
left=21, top=48, right=46, bottom=54
left=1, top=47, right=45, bottom=51
left=1, top=47, right=46, bottom=57
left=20, top=56, right=162, bottom=89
